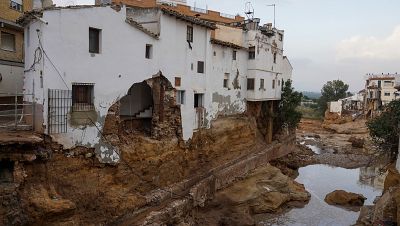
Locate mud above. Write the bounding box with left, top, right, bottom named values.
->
left=0, top=116, right=286, bottom=225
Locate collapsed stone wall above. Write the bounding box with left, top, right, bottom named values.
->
left=146, top=74, right=183, bottom=140
left=131, top=136, right=297, bottom=225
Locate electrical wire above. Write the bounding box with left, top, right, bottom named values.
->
left=36, top=30, right=70, bottom=90
left=24, top=46, right=42, bottom=73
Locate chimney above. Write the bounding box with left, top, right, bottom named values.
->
left=266, top=23, right=272, bottom=30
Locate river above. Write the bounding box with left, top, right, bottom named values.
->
left=256, top=145, right=387, bottom=226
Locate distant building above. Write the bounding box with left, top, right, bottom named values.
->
left=364, top=73, right=399, bottom=118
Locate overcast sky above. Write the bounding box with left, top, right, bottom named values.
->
left=53, top=0, right=400, bottom=92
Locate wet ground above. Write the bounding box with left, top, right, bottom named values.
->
left=262, top=116, right=391, bottom=226
left=256, top=163, right=386, bottom=226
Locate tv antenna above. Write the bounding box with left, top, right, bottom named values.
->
left=267, top=4, right=276, bottom=28
left=244, top=2, right=254, bottom=20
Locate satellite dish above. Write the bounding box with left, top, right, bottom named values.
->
left=244, top=2, right=254, bottom=20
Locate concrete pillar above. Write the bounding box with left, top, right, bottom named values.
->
left=266, top=101, right=273, bottom=144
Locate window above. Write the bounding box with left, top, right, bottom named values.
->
left=384, top=81, right=393, bottom=87
left=194, top=93, right=204, bottom=108
left=233, top=50, right=237, bottom=60
left=213, top=51, right=216, bottom=56
left=247, top=78, right=255, bottom=90
left=278, top=80, right=281, bottom=86
left=72, top=83, right=94, bottom=111
left=197, top=61, right=204, bottom=73
left=249, top=46, right=255, bottom=59
left=10, top=0, right=23, bottom=12
left=187, top=25, right=193, bottom=42
left=191, top=63, right=194, bottom=71
left=384, top=92, right=391, bottom=96
left=223, top=73, right=229, bottom=88
left=1, top=32, right=16, bottom=52
left=273, top=52, right=277, bottom=64
left=272, top=79, right=276, bottom=89
left=279, top=33, right=283, bottom=41
left=145, top=44, right=152, bottom=59
left=176, top=90, right=185, bottom=105
left=175, top=77, right=181, bottom=87
left=260, top=79, right=265, bottom=90
left=89, top=27, right=101, bottom=54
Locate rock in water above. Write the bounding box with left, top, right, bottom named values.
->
left=348, top=136, right=365, bottom=148
left=325, top=190, right=366, bottom=207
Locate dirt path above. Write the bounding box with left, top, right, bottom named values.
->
left=296, top=118, right=386, bottom=169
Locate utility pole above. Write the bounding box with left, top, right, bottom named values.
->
left=267, top=4, right=276, bottom=28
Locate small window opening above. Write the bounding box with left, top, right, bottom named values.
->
left=249, top=46, right=255, bottom=60
left=279, top=33, right=283, bottom=41
left=89, top=27, right=101, bottom=54
left=10, top=0, right=23, bottom=12
left=177, top=90, right=185, bottom=105
left=145, top=44, right=153, bottom=59
left=197, top=61, right=204, bottom=74
left=272, top=79, right=276, bottom=89
left=384, top=92, right=391, bottom=96
left=1, top=32, right=16, bottom=52
left=247, top=78, right=255, bottom=90
left=233, top=50, right=237, bottom=60
left=72, top=83, right=95, bottom=111
left=273, top=52, right=277, bottom=64
left=187, top=25, right=193, bottom=43
left=175, top=77, right=181, bottom=87
left=194, top=93, right=204, bottom=108
left=260, top=79, right=265, bottom=90
left=223, top=73, right=229, bottom=88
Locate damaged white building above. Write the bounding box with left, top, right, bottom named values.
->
left=18, top=3, right=292, bottom=163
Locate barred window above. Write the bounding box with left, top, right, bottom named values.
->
left=72, top=83, right=94, bottom=111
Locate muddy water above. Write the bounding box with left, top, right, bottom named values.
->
left=257, top=145, right=386, bottom=226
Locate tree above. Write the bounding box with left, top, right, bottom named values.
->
left=276, top=80, right=303, bottom=130
left=318, top=80, right=349, bottom=113
left=367, top=99, right=400, bottom=154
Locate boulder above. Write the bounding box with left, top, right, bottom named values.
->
left=217, top=164, right=310, bottom=214
left=325, top=190, right=366, bottom=207
left=348, top=136, right=365, bottom=148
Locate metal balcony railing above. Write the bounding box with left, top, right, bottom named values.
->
left=0, top=93, right=35, bottom=131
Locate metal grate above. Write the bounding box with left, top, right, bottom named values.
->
left=0, top=92, right=35, bottom=131
left=48, top=89, right=72, bottom=134
left=72, top=83, right=94, bottom=112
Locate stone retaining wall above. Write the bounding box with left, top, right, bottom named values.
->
left=139, top=135, right=296, bottom=225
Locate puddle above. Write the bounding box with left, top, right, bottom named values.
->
left=256, top=164, right=386, bottom=226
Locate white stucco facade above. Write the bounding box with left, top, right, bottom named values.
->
left=22, top=5, right=292, bottom=163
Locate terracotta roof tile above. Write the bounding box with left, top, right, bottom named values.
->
left=210, top=38, right=244, bottom=49
left=161, top=8, right=217, bottom=30
left=125, top=18, right=159, bottom=39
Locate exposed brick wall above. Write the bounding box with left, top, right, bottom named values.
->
left=0, top=27, right=24, bottom=62
left=0, top=0, right=32, bottom=22
left=146, top=74, right=183, bottom=140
